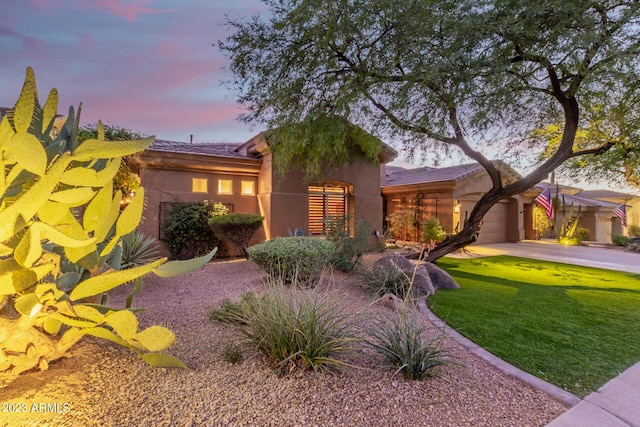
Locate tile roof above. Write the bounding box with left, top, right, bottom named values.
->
left=149, top=139, right=249, bottom=159
left=556, top=193, right=620, bottom=208
left=384, top=163, right=482, bottom=186
left=577, top=189, right=637, bottom=200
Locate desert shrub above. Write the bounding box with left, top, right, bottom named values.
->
left=612, top=234, right=631, bottom=246
left=163, top=201, right=228, bottom=259
left=365, top=310, right=453, bottom=380
left=210, top=286, right=357, bottom=373
left=421, top=217, right=446, bottom=243
left=208, top=213, right=264, bottom=259
left=0, top=68, right=216, bottom=384
left=575, top=227, right=591, bottom=242
left=627, top=237, right=640, bottom=253
left=208, top=292, right=260, bottom=325
left=247, top=237, right=335, bottom=287
left=628, top=225, right=640, bottom=238
left=222, top=342, right=244, bottom=364
left=326, top=217, right=373, bottom=272
left=356, top=262, right=413, bottom=300
left=387, top=209, right=416, bottom=241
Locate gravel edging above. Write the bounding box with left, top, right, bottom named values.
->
left=417, top=299, right=581, bottom=408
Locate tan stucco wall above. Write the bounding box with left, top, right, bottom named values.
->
left=128, top=151, right=262, bottom=256
left=259, top=152, right=386, bottom=240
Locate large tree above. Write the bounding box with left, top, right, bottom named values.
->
left=220, top=0, right=640, bottom=260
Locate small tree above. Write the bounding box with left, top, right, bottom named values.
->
left=387, top=209, right=416, bottom=242
left=208, top=213, right=264, bottom=259
left=421, top=218, right=446, bottom=244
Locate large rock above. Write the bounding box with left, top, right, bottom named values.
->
left=423, top=262, right=460, bottom=290
left=372, top=254, right=436, bottom=297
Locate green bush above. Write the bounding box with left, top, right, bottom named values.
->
left=163, top=201, right=228, bottom=259
left=326, top=217, right=373, bottom=272
left=247, top=237, right=335, bottom=287
left=628, top=225, right=640, bottom=238
left=365, top=310, right=453, bottom=380
left=208, top=213, right=264, bottom=259
left=209, top=285, right=358, bottom=373
left=421, top=217, right=446, bottom=244
left=612, top=234, right=631, bottom=246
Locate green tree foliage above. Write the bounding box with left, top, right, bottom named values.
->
left=531, top=102, right=640, bottom=189
left=77, top=124, right=144, bottom=199
left=220, top=0, right=640, bottom=260
left=163, top=201, right=228, bottom=259
left=0, top=68, right=216, bottom=384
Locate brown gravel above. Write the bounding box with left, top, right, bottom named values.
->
left=1, top=256, right=568, bottom=426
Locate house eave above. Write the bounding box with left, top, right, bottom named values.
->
left=381, top=181, right=457, bottom=195
left=127, top=150, right=262, bottom=176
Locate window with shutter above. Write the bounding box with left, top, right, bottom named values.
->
left=308, top=183, right=349, bottom=235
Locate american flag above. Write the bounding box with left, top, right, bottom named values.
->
left=613, top=204, right=627, bottom=227
left=535, top=187, right=554, bottom=220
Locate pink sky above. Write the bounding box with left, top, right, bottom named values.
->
left=1, top=1, right=636, bottom=194
left=0, top=0, right=266, bottom=143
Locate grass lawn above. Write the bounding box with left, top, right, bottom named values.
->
left=428, top=255, right=640, bottom=398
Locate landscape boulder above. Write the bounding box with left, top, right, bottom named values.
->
left=423, top=262, right=460, bottom=290
left=373, top=254, right=436, bottom=297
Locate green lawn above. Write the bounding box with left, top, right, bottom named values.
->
left=428, top=255, right=640, bottom=397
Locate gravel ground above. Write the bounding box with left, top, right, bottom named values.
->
left=1, top=256, right=568, bottom=426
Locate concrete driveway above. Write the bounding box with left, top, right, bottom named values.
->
left=446, top=240, right=640, bottom=274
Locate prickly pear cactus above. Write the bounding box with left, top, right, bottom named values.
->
left=0, top=68, right=215, bottom=387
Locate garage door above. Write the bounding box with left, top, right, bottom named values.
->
left=458, top=200, right=508, bottom=244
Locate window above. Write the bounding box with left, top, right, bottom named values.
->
left=192, top=178, right=208, bottom=193
left=308, top=183, right=350, bottom=235
left=241, top=180, right=255, bottom=195
left=218, top=179, right=233, bottom=195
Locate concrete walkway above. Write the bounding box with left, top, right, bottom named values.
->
left=444, top=241, right=640, bottom=426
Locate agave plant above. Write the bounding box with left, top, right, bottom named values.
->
left=119, top=230, right=161, bottom=270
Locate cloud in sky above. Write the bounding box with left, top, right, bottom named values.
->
left=0, top=0, right=267, bottom=143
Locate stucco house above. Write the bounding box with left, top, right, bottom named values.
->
left=381, top=162, right=540, bottom=244
left=576, top=189, right=640, bottom=232
left=126, top=133, right=397, bottom=255
left=544, top=187, right=637, bottom=242
left=381, top=163, right=637, bottom=245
